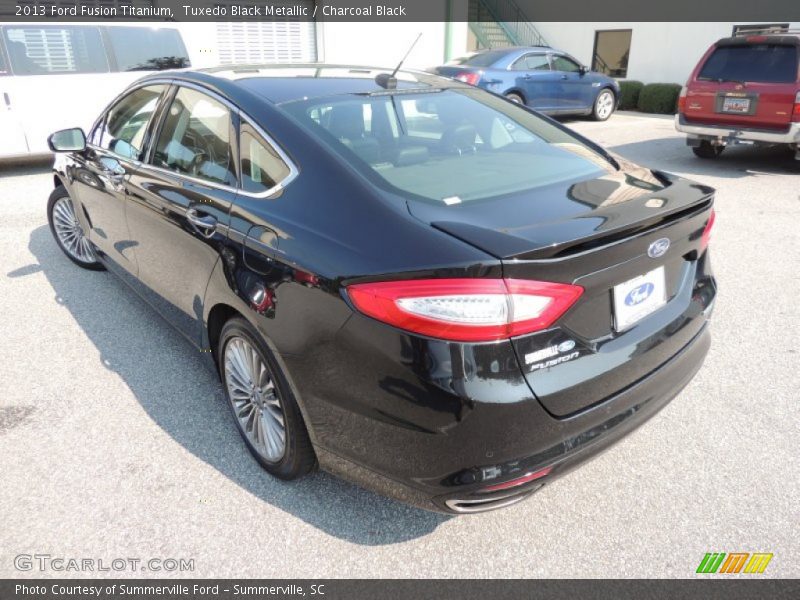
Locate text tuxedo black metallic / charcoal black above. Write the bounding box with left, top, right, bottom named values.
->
left=46, top=65, right=717, bottom=513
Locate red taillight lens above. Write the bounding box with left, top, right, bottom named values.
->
left=481, top=466, right=553, bottom=492
left=455, top=72, right=481, bottom=86
left=701, top=209, right=715, bottom=251
left=677, top=86, right=687, bottom=113
left=346, top=278, right=583, bottom=342
left=792, top=92, right=800, bottom=122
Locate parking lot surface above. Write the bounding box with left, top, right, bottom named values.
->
left=1, top=113, right=798, bottom=578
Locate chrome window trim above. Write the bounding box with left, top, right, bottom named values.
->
left=136, top=79, right=299, bottom=199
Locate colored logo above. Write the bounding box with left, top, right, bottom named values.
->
left=624, top=283, right=654, bottom=306
left=648, top=237, right=670, bottom=258
left=696, top=552, right=773, bottom=574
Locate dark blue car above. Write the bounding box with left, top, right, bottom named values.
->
left=434, top=47, right=621, bottom=120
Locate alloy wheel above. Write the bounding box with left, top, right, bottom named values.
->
left=224, top=336, right=287, bottom=463
left=595, top=90, right=615, bottom=120
left=52, top=196, right=97, bottom=264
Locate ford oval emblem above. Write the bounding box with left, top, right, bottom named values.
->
left=557, top=340, right=576, bottom=353
left=648, top=238, right=670, bottom=258
left=625, top=283, right=654, bottom=306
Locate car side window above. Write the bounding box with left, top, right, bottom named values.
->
left=151, top=87, right=236, bottom=186
left=91, top=85, right=166, bottom=160
left=240, top=121, right=291, bottom=194
left=551, top=56, right=582, bottom=73
left=512, top=54, right=550, bottom=71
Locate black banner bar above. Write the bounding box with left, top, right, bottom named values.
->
left=1, top=0, right=800, bottom=22
left=2, top=579, right=800, bottom=600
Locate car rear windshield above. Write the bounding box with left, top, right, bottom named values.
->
left=698, top=44, right=799, bottom=84
left=459, top=50, right=510, bottom=67
left=281, top=88, right=614, bottom=205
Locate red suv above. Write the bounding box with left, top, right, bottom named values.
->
left=676, top=30, right=800, bottom=159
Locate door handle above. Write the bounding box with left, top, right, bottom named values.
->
left=561, top=75, right=568, bottom=80
left=3, top=92, right=10, bottom=109
left=186, top=208, right=217, bottom=235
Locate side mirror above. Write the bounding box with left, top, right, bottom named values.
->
left=48, top=128, right=86, bottom=153
left=578, top=66, right=588, bottom=76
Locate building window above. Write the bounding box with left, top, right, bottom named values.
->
left=592, top=29, right=632, bottom=78
left=732, top=24, right=789, bottom=35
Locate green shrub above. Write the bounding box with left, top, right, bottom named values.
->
left=637, top=83, right=682, bottom=114
left=618, top=81, right=644, bottom=111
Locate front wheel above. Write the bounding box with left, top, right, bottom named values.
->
left=692, top=141, right=725, bottom=159
left=592, top=89, right=616, bottom=121
left=505, top=92, right=524, bottom=105
left=47, top=186, right=103, bottom=270
left=219, top=317, right=316, bottom=479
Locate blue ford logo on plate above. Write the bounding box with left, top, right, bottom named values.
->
left=625, top=283, right=654, bottom=306
left=648, top=238, right=670, bottom=258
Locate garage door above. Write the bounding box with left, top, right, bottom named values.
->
left=215, top=1, right=317, bottom=64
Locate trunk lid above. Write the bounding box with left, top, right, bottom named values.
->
left=408, top=167, right=715, bottom=416
left=684, top=37, right=799, bottom=130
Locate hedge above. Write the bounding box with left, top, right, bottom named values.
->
left=618, top=81, right=644, bottom=111
left=637, top=83, right=682, bottom=115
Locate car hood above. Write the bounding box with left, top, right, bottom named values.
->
left=406, top=152, right=715, bottom=260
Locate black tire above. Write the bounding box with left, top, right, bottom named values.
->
left=219, top=316, right=316, bottom=480
left=592, top=88, right=616, bottom=121
left=505, top=92, right=524, bottom=105
left=692, top=141, right=725, bottom=159
left=47, top=185, right=104, bottom=270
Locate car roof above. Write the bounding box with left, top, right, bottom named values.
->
left=139, top=64, right=469, bottom=105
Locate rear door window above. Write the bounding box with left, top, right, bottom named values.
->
left=511, top=54, right=550, bottom=71
left=698, top=44, right=799, bottom=83
left=2, top=26, right=108, bottom=75
left=105, top=27, right=190, bottom=72
left=152, top=87, right=236, bottom=186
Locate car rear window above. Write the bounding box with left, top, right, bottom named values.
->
left=281, top=88, right=615, bottom=205
left=698, top=44, right=799, bottom=84
left=460, top=50, right=510, bottom=67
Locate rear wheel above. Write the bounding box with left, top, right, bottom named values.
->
left=47, top=186, right=103, bottom=270
left=592, top=89, right=616, bottom=121
left=692, top=141, right=725, bottom=159
left=505, top=92, right=524, bottom=105
left=219, top=317, right=316, bottom=479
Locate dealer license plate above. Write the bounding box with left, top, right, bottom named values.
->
left=612, top=266, right=667, bottom=332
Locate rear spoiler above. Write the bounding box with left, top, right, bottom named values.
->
left=432, top=177, right=715, bottom=261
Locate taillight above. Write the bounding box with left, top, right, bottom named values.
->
left=346, top=278, right=583, bottom=342
left=455, top=72, right=481, bottom=86
left=701, top=209, right=715, bottom=251
left=792, top=91, right=800, bottom=122
left=677, top=86, right=687, bottom=113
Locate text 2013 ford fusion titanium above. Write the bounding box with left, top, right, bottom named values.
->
left=46, top=66, right=717, bottom=513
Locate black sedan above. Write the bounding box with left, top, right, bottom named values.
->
left=46, top=65, right=717, bottom=513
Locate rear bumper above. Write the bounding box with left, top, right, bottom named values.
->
left=675, top=114, right=800, bottom=144
left=311, top=322, right=712, bottom=514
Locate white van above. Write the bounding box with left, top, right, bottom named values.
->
left=0, top=23, right=192, bottom=159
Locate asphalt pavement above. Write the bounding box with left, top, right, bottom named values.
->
left=0, top=112, right=798, bottom=578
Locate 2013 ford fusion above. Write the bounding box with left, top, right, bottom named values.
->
left=46, top=65, right=717, bottom=513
